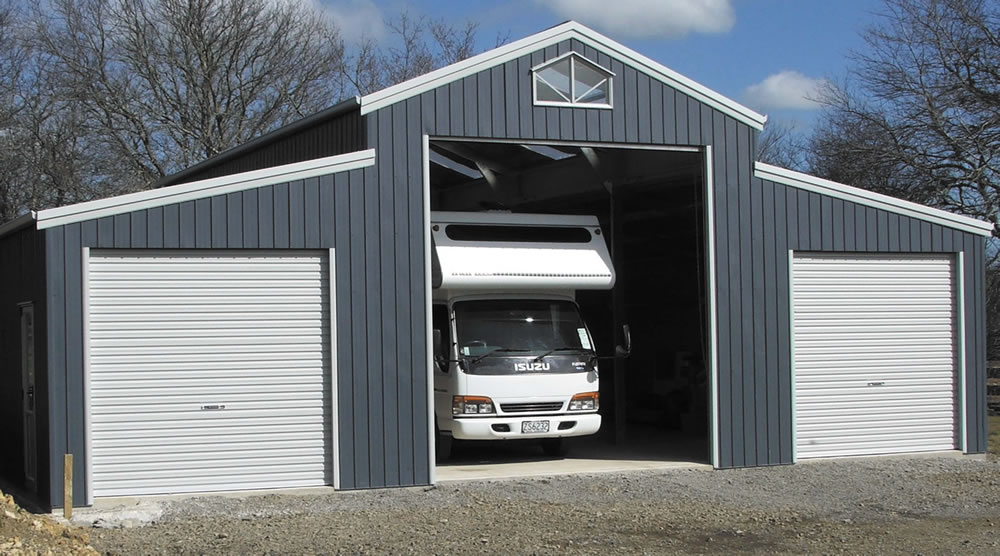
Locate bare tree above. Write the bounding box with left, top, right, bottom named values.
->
left=1, top=1, right=499, bottom=219
left=30, top=0, right=347, bottom=186
left=341, top=13, right=501, bottom=96
left=756, top=120, right=806, bottom=171
left=808, top=0, right=1000, bottom=357
left=808, top=0, right=1000, bottom=237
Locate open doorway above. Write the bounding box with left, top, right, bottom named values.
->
left=429, top=139, right=711, bottom=469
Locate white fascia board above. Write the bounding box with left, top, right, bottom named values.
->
left=37, top=149, right=376, bottom=230
left=359, top=21, right=767, bottom=131
left=755, top=162, right=994, bottom=237
left=0, top=211, right=37, bottom=239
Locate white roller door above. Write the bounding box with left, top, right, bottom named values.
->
left=792, top=253, right=958, bottom=459
left=87, top=250, right=333, bottom=496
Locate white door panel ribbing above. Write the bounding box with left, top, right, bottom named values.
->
left=88, top=250, right=332, bottom=496
left=792, top=253, right=957, bottom=459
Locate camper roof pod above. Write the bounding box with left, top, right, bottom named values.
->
left=430, top=211, right=615, bottom=290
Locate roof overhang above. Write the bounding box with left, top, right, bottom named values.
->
left=359, top=21, right=767, bottom=130
left=0, top=211, right=37, bottom=239
left=37, top=149, right=375, bottom=230
left=755, top=162, right=994, bottom=237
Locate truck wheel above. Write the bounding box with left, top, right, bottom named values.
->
left=541, top=438, right=567, bottom=457
left=435, top=423, right=453, bottom=462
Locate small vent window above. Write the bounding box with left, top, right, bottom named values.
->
left=446, top=224, right=593, bottom=243
left=533, top=53, right=613, bottom=108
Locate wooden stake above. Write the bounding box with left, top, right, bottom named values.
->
left=63, top=454, right=73, bottom=520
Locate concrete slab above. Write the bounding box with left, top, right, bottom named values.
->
left=437, top=456, right=709, bottom=482
left=437, top=427, right=712, bottom=482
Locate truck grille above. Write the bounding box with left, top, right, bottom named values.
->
left=500, top=402, right=563, bottom=413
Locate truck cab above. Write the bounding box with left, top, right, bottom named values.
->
left=430, top=212, right=616, bottom=459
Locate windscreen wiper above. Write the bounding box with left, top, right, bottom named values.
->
left=469, top=348, right=529, bottom=364
left=533, top=347, right=588, bottom=362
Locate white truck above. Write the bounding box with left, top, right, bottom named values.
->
left=431, top=211, right=625, bottom=459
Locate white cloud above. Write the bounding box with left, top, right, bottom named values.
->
left=321, top=0, right=386, bottom=43
left=743, top=71, right=826, bottom=111
left=539, top=0, right=735, bottom=39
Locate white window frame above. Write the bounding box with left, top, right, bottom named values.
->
left=531, top=52, right=614, bottom=109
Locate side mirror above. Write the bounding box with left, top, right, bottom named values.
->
left=433, top=330, right=449, bottom=372
left=615, top=324, right=632, bottom=358
left=432, top=329, right=442, bottom=359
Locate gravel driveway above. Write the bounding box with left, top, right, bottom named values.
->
left=87, top=456, right=1000, bottom=555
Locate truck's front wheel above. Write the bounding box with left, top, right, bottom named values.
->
left=435, top=422, right=453, bottom=462
left=541, top=438, right=568, bottom=457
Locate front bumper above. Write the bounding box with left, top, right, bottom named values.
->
left=449, top=413, right=601, bottom=440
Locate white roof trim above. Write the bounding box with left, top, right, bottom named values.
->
left=359, top=21, right=767, bottom=130
left=0, top=211, right=37, bottom=239
left=37, top=149, right=376, bottom=230
left=529, top=50, right=614, bottom=75
left=755, top=162, right=994, bottom=237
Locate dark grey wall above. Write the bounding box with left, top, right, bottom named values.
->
left=0, top=224, right=49, bottom=509
left=365, top=36, right=988, bottom=468
left=167, top=110, right=364, bottom=185
left=714, top=170, right=988, bottom=468
left=43, top=165, right=428, bottom=507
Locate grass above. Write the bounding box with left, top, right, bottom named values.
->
left=990, top=415, right=1000, bottom=455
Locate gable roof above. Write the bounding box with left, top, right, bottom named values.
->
left=359, top=21, right=768, bottom=130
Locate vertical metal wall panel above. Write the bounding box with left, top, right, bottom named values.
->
left=366, top=121, right=386, bottom=488
left=381, top=104, right=400, bottom=486
left=333, top=172, right=354, bottom=484
left=792, top=254, right=958, bottom=458
left=45, top=228, right=67, bottom=505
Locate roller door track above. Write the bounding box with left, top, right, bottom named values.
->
left=87, top=250, right=334, bottom=497
left=792, top=253, right=959, bottom=459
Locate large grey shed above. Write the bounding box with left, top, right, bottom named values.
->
left=0, top=21, right=992, bottom=510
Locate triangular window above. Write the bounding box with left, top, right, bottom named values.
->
left=532, top=53, right=613, bottom=108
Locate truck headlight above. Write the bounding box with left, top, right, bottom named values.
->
left=568, top=391, right=599, bottom=411
left=453, top=396, right=495, bottom=415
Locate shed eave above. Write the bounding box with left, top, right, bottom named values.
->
left=755, top=162, right=994, bottom=237
left=359, top=21, right=767, bottom=130
left=0, top=211, right=37, bottom=239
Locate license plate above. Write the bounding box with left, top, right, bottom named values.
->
left=521, top=420, right=550, bottom=434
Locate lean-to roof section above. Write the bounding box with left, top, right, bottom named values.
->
left=35, top=149, right=376, bottom=230
left=755, top=162, right=993, bottom=237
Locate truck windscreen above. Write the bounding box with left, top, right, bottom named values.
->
left=453, top=299, right=595, bottom=374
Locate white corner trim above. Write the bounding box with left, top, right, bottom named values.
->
left=956, top=251, right=967, bottom=453
left=755, top=162, right=994, bottom=237
left=0, top=211, right=37, bottom=238
left=423, top=134, right=436, bottom=485
left=328, top=247, right=341, bottom=489
left=788, top=249, right=798, bottom=463
left=359, top=21, right=767, bottom=130
left=704, top=145, right=720, bottom=469
left=81, top=246, right=93, bottom=505
left=36, top=150, right=377, bottom=230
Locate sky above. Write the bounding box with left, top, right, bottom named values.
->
left=320, top=0, right=886, bottom=133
